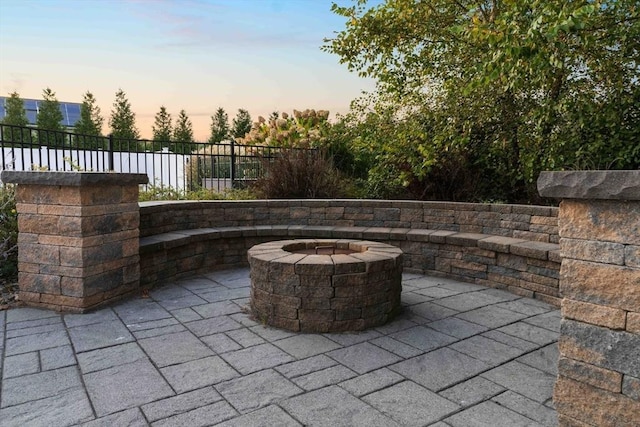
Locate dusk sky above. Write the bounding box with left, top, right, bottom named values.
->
left=0, top=0, right=378, bottom=140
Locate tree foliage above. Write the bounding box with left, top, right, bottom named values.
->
left=151, top=106, right=173, bottom=151
left=74, top=91, right=104, bottom=149
left=231, top=109, right=252, bottom=139
left=1, top=92, right=29, bottom=143
left=109, top=89, right=140, bottom=150
left=35, top=88, right=65, bottom=146
left=75, top=91, right=103, bottom=136
left=209, top=107, right=230, bottom=143
left=173, top=109, right=196, bottom=153
left=324, top=0, right=640, bottom=202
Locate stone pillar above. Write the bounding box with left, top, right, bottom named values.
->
left=538, top=170, right=640, bottom=426
left=1, top=171, right=148, bottom=313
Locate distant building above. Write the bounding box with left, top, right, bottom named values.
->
left=0, top=96, right=82, bottom=128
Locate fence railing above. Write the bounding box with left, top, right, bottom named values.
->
left=0, top=124, right=313, bottom=191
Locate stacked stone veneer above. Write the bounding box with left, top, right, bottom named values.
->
left=538, top=171, right=640, bottom=426
left=2, top=171, right=148, bottom=312
left=248, top=239, right=403, bottom=332
left=140, top=200, right=561, bottom=304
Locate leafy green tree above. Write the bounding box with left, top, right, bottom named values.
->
left=74, top=91, right=104, bottom=149
left=231, top=109, right=252, bottom=139
left=173, top=109, right=195, bottom=153
left=209, top=107, right=229, bottom=143
left=109, top=89, right=140, bottom=150
left=36, top=88, right=64, bottom=146
left=324, top=0, right=640, bottom=202
left=1, top=92, right=29, bottom=143
left=151, top=106, right=172, bottom=151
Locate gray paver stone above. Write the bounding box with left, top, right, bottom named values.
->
left=280, top=385, right=401, bottom=427
left=273, top=334, right=342, bottom=359
left=456, top=306, right=527, bottom=328
left=40, top=345, right=76, bottom=370
left=327, top=342, right=402, bottom=374
left=363, top=380, right=460, bottom=426
left=192, top=301, right=243, bottom=318
left=445, top=400, right=544, bottom=427
left=3, top=352, right=39, bottom=379
left=185, top=315, right=243, bottom=337
left=142, top=386, right=222, bottom=422
left=450, top=335, right=525, bottom=365
left=221, top=343, right=295, bottom=375
left=438, top=376, right=506, bottom=407
left=68, top=320, right=134, bottom=353
left=338, top=367, right=405, bottom=397
left=170, top=307, right=202, bottom=323
left=216, top=369, right=303, bottom=413
left=214, top=404, right=302, bottom=427
left=408, top=302, right=459, bottom=321
left=201, top=333, right=243, bottom=353
left=481, top=361, right=555, bottom=403
left=77, top=342, right=147, bottom=374
left=113, top=299, right=172, bottom=324
left=369, top=336, right=423, bottom=358
left=481, top=330, right=540, bottom=352
left=6, top=322, right=65, bottom=338
left=497, top=322, right=559, bottom=346
left=492, top=391, right=558, bottom=427
left=293, top=364, right=357, bottom=390
left=428, top=317, right=489, bottom=339
left=133, top=324, right=186, bottom=339
left=522, top=311, right=561, bottom=333
left=390, top=325, right=458, bottom=352
left=1, top=366, right=82, bottom=407
left=84, top=359, right=174, bottom=416
left=225, top=328, right=265, bottom=347
left=275, top=354, right=337, bottom=378
left=139, top=331, right=214, bottom=367
left=5, top=329, right=70, bottom=356
left=0, top=388, right=93, bottom=427
left=390, top=348, right=490, bottom=391
left=517, top=343, right=559, bottom=376
left=152, top=400, right=237, bottom=427
left=82, top=407, right=148, bottom=427
left=126, top=317, right=178, bottom=332
left=160, top=355, right=239, bottom=393
left=63, top=309, right=118, bottom=328
left=6, top=307, right=58, bottom=323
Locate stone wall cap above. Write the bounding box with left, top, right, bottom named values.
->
left=538, top=170, right=640, bottom=200
left=1, top=171, right=149, bottom=186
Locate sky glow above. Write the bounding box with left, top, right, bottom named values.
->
left=0, top=0, right=377, bottom=140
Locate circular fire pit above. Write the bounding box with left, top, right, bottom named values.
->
left=248, top=239, right=403, bottom=333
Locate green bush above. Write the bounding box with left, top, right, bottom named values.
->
left=251, top=149, right=354, bottom=199
left=0, top=185, right=18, bottom=285
left=138, top=181, right=257, bottom=202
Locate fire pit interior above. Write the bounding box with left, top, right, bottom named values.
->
left=248, top=239, right=403, bottom=333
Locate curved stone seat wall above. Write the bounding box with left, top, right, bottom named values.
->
left=139, top=200, right=560, bottom=306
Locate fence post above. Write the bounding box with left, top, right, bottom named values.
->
left=230, top=138, right=236, bottom=188
left=107, top=134, right=114, bottom=171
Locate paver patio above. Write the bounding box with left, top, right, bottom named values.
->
left=0, top=268, right=559, bottom=426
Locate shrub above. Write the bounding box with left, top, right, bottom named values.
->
left=0, top=184, right=18, bottom=285
left=252, top=149, right=353, bottom=199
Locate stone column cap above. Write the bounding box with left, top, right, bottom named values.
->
left=538, top=170, right=640, bottom=200
left=1, top=171, right=149, bottom=186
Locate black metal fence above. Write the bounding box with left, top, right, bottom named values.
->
left=0, top=124, right=312, bottom=192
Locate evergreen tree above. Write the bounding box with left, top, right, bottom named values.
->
left=151, top=106, right=172, bottom=151
left=1, top=91, right=30, bottom=144
left=231, top=109, right=252, bottom=139
left=209, top=107, right=229, bottom=143
left=74, top=91, right=104, bottom=149
left=109, top=89, right=140, bottom=150
left=36, top=87, right=65, bottom=146
left=173, top=109, right=195, bottom=153
left=1, top=92, right=28, bottom=127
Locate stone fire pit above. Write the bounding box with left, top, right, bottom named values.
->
left=248, top=239, right=403, bottom=333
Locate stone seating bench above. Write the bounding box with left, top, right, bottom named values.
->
left=139, top=224, right=561, bottom=306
